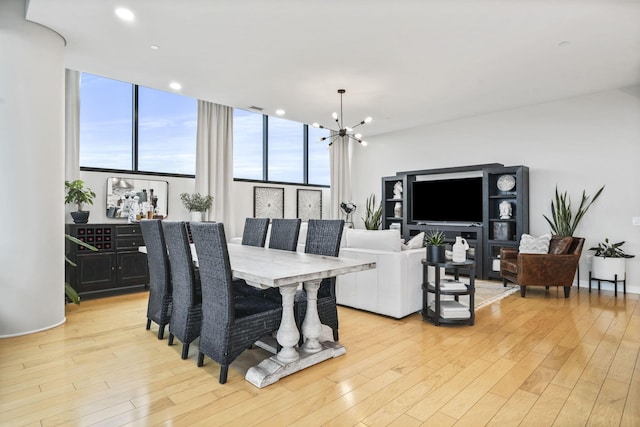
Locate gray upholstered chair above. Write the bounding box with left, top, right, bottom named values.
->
left=241, top=217, right=270, bottom=247
left=190, top=222, right=282, bottom=384
left=162, top=221, right=202, bottom=360
left=295, top=219, right=344, bottom=343
left=140, top=220, right=172, bottom=339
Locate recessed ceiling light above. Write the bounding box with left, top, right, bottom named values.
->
left=275, top=109, right=285, bottom=116
left=115, top=8, right=135, bottom=22
left=150, top=45, right=159, bottom=50
left=558, top=41, right=570, bottom=47
left=169, top=82, right=182, bottom=91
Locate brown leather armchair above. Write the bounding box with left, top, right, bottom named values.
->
left=500, top=236, right=584, bottom=298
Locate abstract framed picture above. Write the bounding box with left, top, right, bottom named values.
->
left=253, top=186, right=284, bottom=219
left=297, top=189, right=322, bottom=222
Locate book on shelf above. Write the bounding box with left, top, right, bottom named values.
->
left=429, top=279, right=468, bottom=292
left=428, top=300, right=471, bottom=319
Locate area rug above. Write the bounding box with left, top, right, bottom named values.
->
left=437, top=277, right=519, bottom=310
left=473, top=280, right=519, bottom=310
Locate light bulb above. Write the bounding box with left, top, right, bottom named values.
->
left=115, top=8, right=135, bottom=21
left=312, top=123, right=320, bottom=128
left=355, top=133, right=362, bottom=139
left=345, top=127, right=353, bottom=132
left=361, top=140, right=368, bottom=146
left=332, top=112, right=338, bottom=120
left=364, top=117, right=373, bottom=123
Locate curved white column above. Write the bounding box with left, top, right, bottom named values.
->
left=0, top=0, right=66, bottom=337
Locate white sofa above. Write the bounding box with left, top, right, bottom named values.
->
left=336, top=229, right=426, bottom=318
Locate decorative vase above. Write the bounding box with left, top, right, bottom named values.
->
left=427, top=245, right=446, bottom=263
left=452, top=236, right=469, bottom=263
left=394, top=202, right=402, bottom=218
left=70, top=211, right=90, bottom=224
left=592, top=257, right=626, bottom=281
left=190, top=211, right=204, bottom=222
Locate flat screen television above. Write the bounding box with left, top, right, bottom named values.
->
left=411, top=177, right=483, bottom=224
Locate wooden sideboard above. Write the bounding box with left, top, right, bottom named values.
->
left=65, top=223, right=149, bottom=299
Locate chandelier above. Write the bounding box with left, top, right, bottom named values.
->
left=312, top=89, right=372, bottom=146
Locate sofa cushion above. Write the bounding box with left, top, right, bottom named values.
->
left=402, top=232, right=425, bottom=250
left=518, top=233, right=551, bottom=254
left=549, top=236, right=572, bottom=254
left=346, top=229, right=402, bottom=252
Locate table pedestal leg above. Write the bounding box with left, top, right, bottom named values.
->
left=276, top=284, right=299, bottom=363
left=301, top=279, right=322, bottom=353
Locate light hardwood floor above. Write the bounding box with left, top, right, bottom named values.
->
left=1, top=285, right=639, bottom=426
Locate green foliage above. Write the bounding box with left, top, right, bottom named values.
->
left=64, top=233, right=98, bottom=304
left=180, top=192, right=214, bottom=212
left=589, top=238, right=635, bottom=258
left=362, top=194, right=383, bottom=230
left=543, top=185, right=604, bottom=237
left=425, top=230, right=446, bottom=246
left=64, top=180, right=96, bottom=212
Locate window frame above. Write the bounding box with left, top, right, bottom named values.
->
left=79, top=75, right=197, bottom=178
left=233, top=111, right=330, bottom=188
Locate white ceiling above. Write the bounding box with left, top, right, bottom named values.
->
left=26, top=0, right=640, bottom=138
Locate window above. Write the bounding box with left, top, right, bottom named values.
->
left=307, top=126, right=330, bottom=186
left=79, top=73, right=197, bottom=176
left=138, top=87, right=197, bottom=175
left=233, top=109, right=264, bottom=180
left=79, top=74, right=133, bottom=170
left=233, top=109, right=330, bottom=186
left=268, top=116, right=304, bottom=183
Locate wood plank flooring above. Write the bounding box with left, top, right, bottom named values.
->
left=1, top=285, right=638, bottom=426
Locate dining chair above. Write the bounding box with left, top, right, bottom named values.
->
left=161, top=221, right=202, bottom=360
left=190, top=222, right=282, bottom=384
left=241, top=217, right=270, bottom=247
left=268, top=218, right=302, bottom=251
left=140, top=219, right=172, bottom=339
left=295, top=219, right=345, bottom=343
left=235, top=217, right=272, bottom=297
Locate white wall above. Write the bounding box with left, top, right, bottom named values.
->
left=79, top=171, right=330, bottom=238
left=351, top=89, right=640, bottom=294
left=0, top=0, right=66, bottom=337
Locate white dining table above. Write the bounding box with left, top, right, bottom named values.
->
left=140, top=242, right=375, bottom=387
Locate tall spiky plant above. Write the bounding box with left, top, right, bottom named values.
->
left=543, top=185, right=604, bottom=237
left=362, top=194, right=383, bottom=230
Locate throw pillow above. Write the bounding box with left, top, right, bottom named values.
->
left=402, top=232, right=425, bottom=250
left=549, top=236, right=572, bottom=254
left=519, top=233, right=551, bottom=254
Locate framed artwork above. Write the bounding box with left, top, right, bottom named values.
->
left=297, top=189, right=322, bottom=222
left=253, top=186, right=284, bottom=218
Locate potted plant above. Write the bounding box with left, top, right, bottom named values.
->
left=589, top=238, right=635, bottom=281
left=425, top=229, right=446, bottom=263
left=543, top=185, right=604, bottom=236
left=65, top=179, right=96, bottom=224
left=64, top=233, right=97, bottom=304
left=180, top=192, right=214, bottom=222
left=362, top=194, right=382, bottom=230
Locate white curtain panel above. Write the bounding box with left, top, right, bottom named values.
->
left=329, top=133, right=352, bottom=220
left=64, top=69, right=80, bottom=182
left=195, top=101, right=235, bottom=234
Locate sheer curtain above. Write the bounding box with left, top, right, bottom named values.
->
left=195, top=101, right=235, bottom=235
left=64, top=69, right=80, bottom=182
left=329, top=133, right=352, bottom=220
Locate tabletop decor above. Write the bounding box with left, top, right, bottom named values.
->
left=340, top=201, right=357, bottom=226
left=180, top=192, right=213, bottom=222
left=65, top=179, right=96, bottom=224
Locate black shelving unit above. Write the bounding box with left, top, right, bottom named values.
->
left=381, top=164, right=529, bottom=280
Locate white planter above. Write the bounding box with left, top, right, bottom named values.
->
left=190, top=211, right=203, bottom=222
left=591, top=257, right=626, bottom=281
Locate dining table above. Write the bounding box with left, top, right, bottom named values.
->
left=140, top=242, right=375, bottom=387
